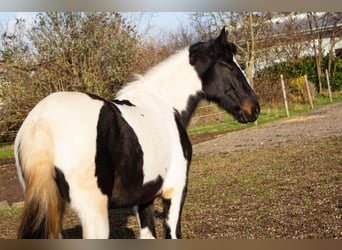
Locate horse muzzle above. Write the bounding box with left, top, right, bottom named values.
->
left=237, top=101, right=260, bottom=123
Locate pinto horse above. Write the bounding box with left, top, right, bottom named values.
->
left=14, top=28, right=259, bottom=239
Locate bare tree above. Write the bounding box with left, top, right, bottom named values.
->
left=306, top=12, right=342, bottom=93
left=307, top=12, right=324, bottom=93
left=325, top=13, right=342, bottom=76
left=0, top=12, right=144, bottom=142
left=270, top=13, right=311, bottom=62
left=190, top=12, right=274, bottom=88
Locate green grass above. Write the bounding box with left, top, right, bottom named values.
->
left=0, top=144, right=14, bottom=159
left=182, top=136, right=342, bottom=239
left=0, top=207, right=21, bottom=217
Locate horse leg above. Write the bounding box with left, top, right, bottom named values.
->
left=162, top=185, right=187, bottom=239
left=135, top=200, right=157, bottom=239
left=70, top=185, right=109, bottom=239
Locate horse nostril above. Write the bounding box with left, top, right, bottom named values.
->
left=242, top=101, right=259, bottom=117
left=238, top=101, right=259, bottom=123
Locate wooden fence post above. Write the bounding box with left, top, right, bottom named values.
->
left=304, top=75, right=314, bottom=109
left=280, top=74, right=290, bottom=118
left=325, top=69, right=333, bottom=103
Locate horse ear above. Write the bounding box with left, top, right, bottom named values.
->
left=216, top=26, right=228, bottom=45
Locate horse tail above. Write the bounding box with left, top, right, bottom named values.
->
left=15, top=120, right=65, bottom=239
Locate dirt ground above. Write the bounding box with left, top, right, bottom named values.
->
left=193, top=101, right=342, bottom=155
left=0, top=102, right=341, bottom=239
left=0, top=123, right=237, bottom=206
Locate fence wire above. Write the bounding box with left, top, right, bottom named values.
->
left=0, top=74, right=339, bottom=150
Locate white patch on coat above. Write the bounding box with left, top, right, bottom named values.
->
left=115, top=49, right=196, bottom=237
left=116, top=48, right=200, bottom=185
left=161, top=155, right=188, bottom=239
left=139, top=227, right=156, bottom=239
left=15, top=92, right=110, bottom=238
left=233, top=55, right=250, bottom=84
left=119, top=48, right=203, bottom=115
left=115, top=86, right=174, bottom=184
left=44, top=92, right=109, bottom=238
left=116, top=84, right=189, bottom=239
left=116, top=96, right=188, bottom=236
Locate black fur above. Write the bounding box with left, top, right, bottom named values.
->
left=18, top=205, right=48, bottom=239
left=162, top=192, right=187, bottom=239
left=55, top=167, right=71, bottom=203
left=172, top=112, right=192, bottom=239
left=179, top=93, right=204, bottom=127
left=189, top=28, right=259, bottom=123
left=174, top=111, right=192, bottom=162
left=162, top=199, right=172, bottom=239
left=95, top=100, right=162, bottom=208
left=137, top=201, right=157, bottom=238
left=16, top=143, right=24, bottom=180
left=84, top=92, right=107, bottom=101
left=112, top=99, right=135, bottom=107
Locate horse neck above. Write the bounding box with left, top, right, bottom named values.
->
left=143, top=48, right=203, bottom=127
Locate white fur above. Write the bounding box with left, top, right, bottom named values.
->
left=119, top=48, right=203, bottom=115
left=15, top=92, right=109, bottom=238
left=116, top=48, right=200, bottom=185
left=139, top=227, right=156, bottom=239
left=15, top=48, right=201, bottom=239
left=116, top=86, right=188, bottom=238
left=116, top=85, right=174, bottom=184
left=46, top=92, right=109, bottom=238
left=233, top=56, right=250, bottom=84
left=116, top=48, right=199, bottom=237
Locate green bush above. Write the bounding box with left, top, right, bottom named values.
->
left=254, top=56, right=342, bottom=105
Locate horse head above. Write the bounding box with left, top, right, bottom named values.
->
left=190, top=27, right=260, bottom=123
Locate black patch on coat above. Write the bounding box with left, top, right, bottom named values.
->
left=137, top=201, right=157, bottom=238
left=179, top=92, right=204, bottom=127
left=168, top=111, right=192, bottom=239
left=95, top=101, right=162, bottom=208
left=174, top=111, right=192, bottom=163
left=54, top=167, right=71, bottom=203
left=112, top=99, right=135, bottom=107
left=162, top=199, right=172, bottom=239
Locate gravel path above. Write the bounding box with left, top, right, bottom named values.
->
left=194, top=102, right=342, bottom=155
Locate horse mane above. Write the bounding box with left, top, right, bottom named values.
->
left=117, top=47, right=191, bottom=96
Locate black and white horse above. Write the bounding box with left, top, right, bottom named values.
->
left=14, top=28, right=259, bottom=239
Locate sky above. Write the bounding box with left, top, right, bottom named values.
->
left=141, top=12, right=191, bottom=38
left=0, top=12, right=192, bottom=40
